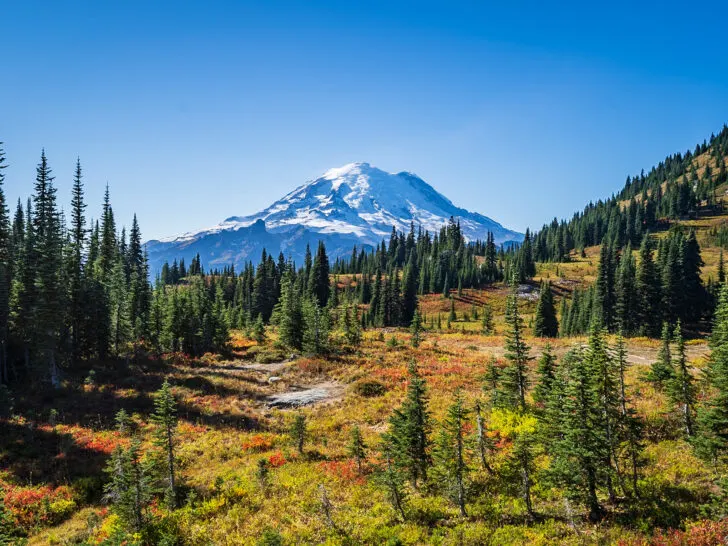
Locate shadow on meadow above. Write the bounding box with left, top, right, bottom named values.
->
left=2, top=357, right=262, bottom=489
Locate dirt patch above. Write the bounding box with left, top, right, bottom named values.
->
left=239, top=360, right=291, bottom=374
left=266, top=381, right=345, bottom=409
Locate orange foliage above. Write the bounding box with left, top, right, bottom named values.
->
left=2, top=483, right=74, bottom=530
left=617, top=519, right=728, bottom=545
left=318, top=460, right=366, bottom=485
left=241, top=434, right=274, bottom=452
left=268, top=452, right=287, bottom=468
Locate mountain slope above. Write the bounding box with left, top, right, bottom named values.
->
left=146, top=162, right=522, bottom=271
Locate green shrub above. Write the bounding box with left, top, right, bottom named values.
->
left=352, top=380, right=387, bottom=398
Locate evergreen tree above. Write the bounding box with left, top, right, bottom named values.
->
left=474, top=400, right=495, bottom=474
left=532, top=343, right=556, bottom=407
left=432, top=391, right=470, bottom=516
left=309, top=241, right=331, bottom=307
left=550, top=348, right=605, bottom=521
left=587, top=327, right=622, bottom=502
left=410, top=308, right=422, bottom=348
left=0, top=145, right=9, bottom=385
left=302, top=298, right=330, bottom=355
left=253, top=314, right=266, bottom=344
left=636, top=236, right=661, bottom=337
left=698, top=283, right=728, bottom=460
left=277, top=272, right=304, bottom=350
left=150, top=380, right=178, bottom=508
left=290, top=413, right=307, bottom=454
left=533, top=281, right=558, bottom=337
left=595, top=243, right=617, bottom=331
left=348, top=425, right=367, bottom=473
left=388, top=361, right=431, bottom=488
left=668, top=321, right=695, bottom=437
left=104, top=411, right=152, bottom=533
left=67, top=158, right=86, bottom=364
left=32, top=151, right=64, bottom=385
left=615, top=243, right=637, bottom=335
left=376, top=437, right=408, bottom=522
left=500, top=282, right=531, bottom=411
left=401, top=253, right=419, bottom=324
left=648, top=322, right=675, bottom=387
left=481, top=304, right=494, bottom=335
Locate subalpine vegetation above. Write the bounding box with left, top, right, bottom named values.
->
left=1, top=125, right=728, bottom=545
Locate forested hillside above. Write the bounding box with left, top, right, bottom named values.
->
left=2, top=124, right=728, bottom=545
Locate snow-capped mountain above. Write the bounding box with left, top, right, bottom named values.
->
left=145, top=162, right=523, bottom=272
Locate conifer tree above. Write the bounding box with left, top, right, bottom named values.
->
left=410, top=308, right=422, bottom=348
left=104, top=410, right=151, bottom=533
left=32, top=151, right=64, bottom=385
left=388, top=361, right=431, bottom=488
left=648, top=322, right=674, bottom=387
left=532, top=343, right=556, bottom=407
left=432, top=391, right=470, bottom=516
left=309, top=241, right=331, bottom=307
left=550, top=348, right=605, bottom=521
left=253, top=314, right=266, bottom=344
left=401, top=253, right=419, bottom=324
left=636, top=236, right=661, bottom=337
left=474, top=400, right=495, bottom=475
left=481, top=304, right=494, bottom=335
left=150, top=380, right=178, bottom=508
left=0, top=144, right=9, bottom=385
left=67, top=158, right=86, bottom=364
left=290, top=413, right=307, bottom=454
left=668, top=321, right=695, bottom=437
left=277, top=272, right=303, bottom=350
left=595, top=243, right=617, bottom=331
left=348, top=425, right=367, bottom=473
left=614, top=334, right=643, bottom=497
left=533, top=281, right=558, bottom=337
left=501, top=282, right=531, bottom=411
left=376, top=437, right=407, bottom=522
left=615, top=243, right=637, bottom=335
left=587, top=327, right=622, bottom=501
left=698, top=283, right=728, bottom=460
left=302, top=298, right=330, bottom=355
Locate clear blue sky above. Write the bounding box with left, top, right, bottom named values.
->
left=2, top=1, right=727, bottom=240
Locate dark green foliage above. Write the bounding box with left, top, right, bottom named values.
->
left=474, top=401, right=495, bottom=475
left=667, top=321, right=695, bottom=437
left=309, top=241, right=331, bottom=307
left=104, top=412, right=152, bottom=533
left=500, top=282, right=531, bottom=410
left=150, top=380, right=178, bottom=508
left=302, top=298, right=330, bottom=355
left=276, top=272, right=304, bottom=350
left=548, top=346, right=606, bottom=521
left=532, top=343, right=556, bottom=407
left=698, top=283, right=728, bottom=460
left=432, top=391, right=470, bottom=516
left=648, top=322, right=675, bottom=387
left=348, top=425, right=367, bottom=473
left=376, top=438, right=408, bottom=522
left=533, top=281, right=558, bottom=337
left=410, top=308, right=422, bottom=348
left=290, top=413, right=307, bottom=454
left=615, top=243, right=638, bottom=335
left=387, top=361, right=431, bottom=489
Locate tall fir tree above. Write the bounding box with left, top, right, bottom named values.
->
left=533, top=281, right=558, bottom=337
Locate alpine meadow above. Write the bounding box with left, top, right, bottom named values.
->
left=3, top=3, right=728, bottom=545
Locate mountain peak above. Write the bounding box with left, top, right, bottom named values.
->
left=146, top=163, right=523, bottom=271
left=321, top=162, right=372, bottom=180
